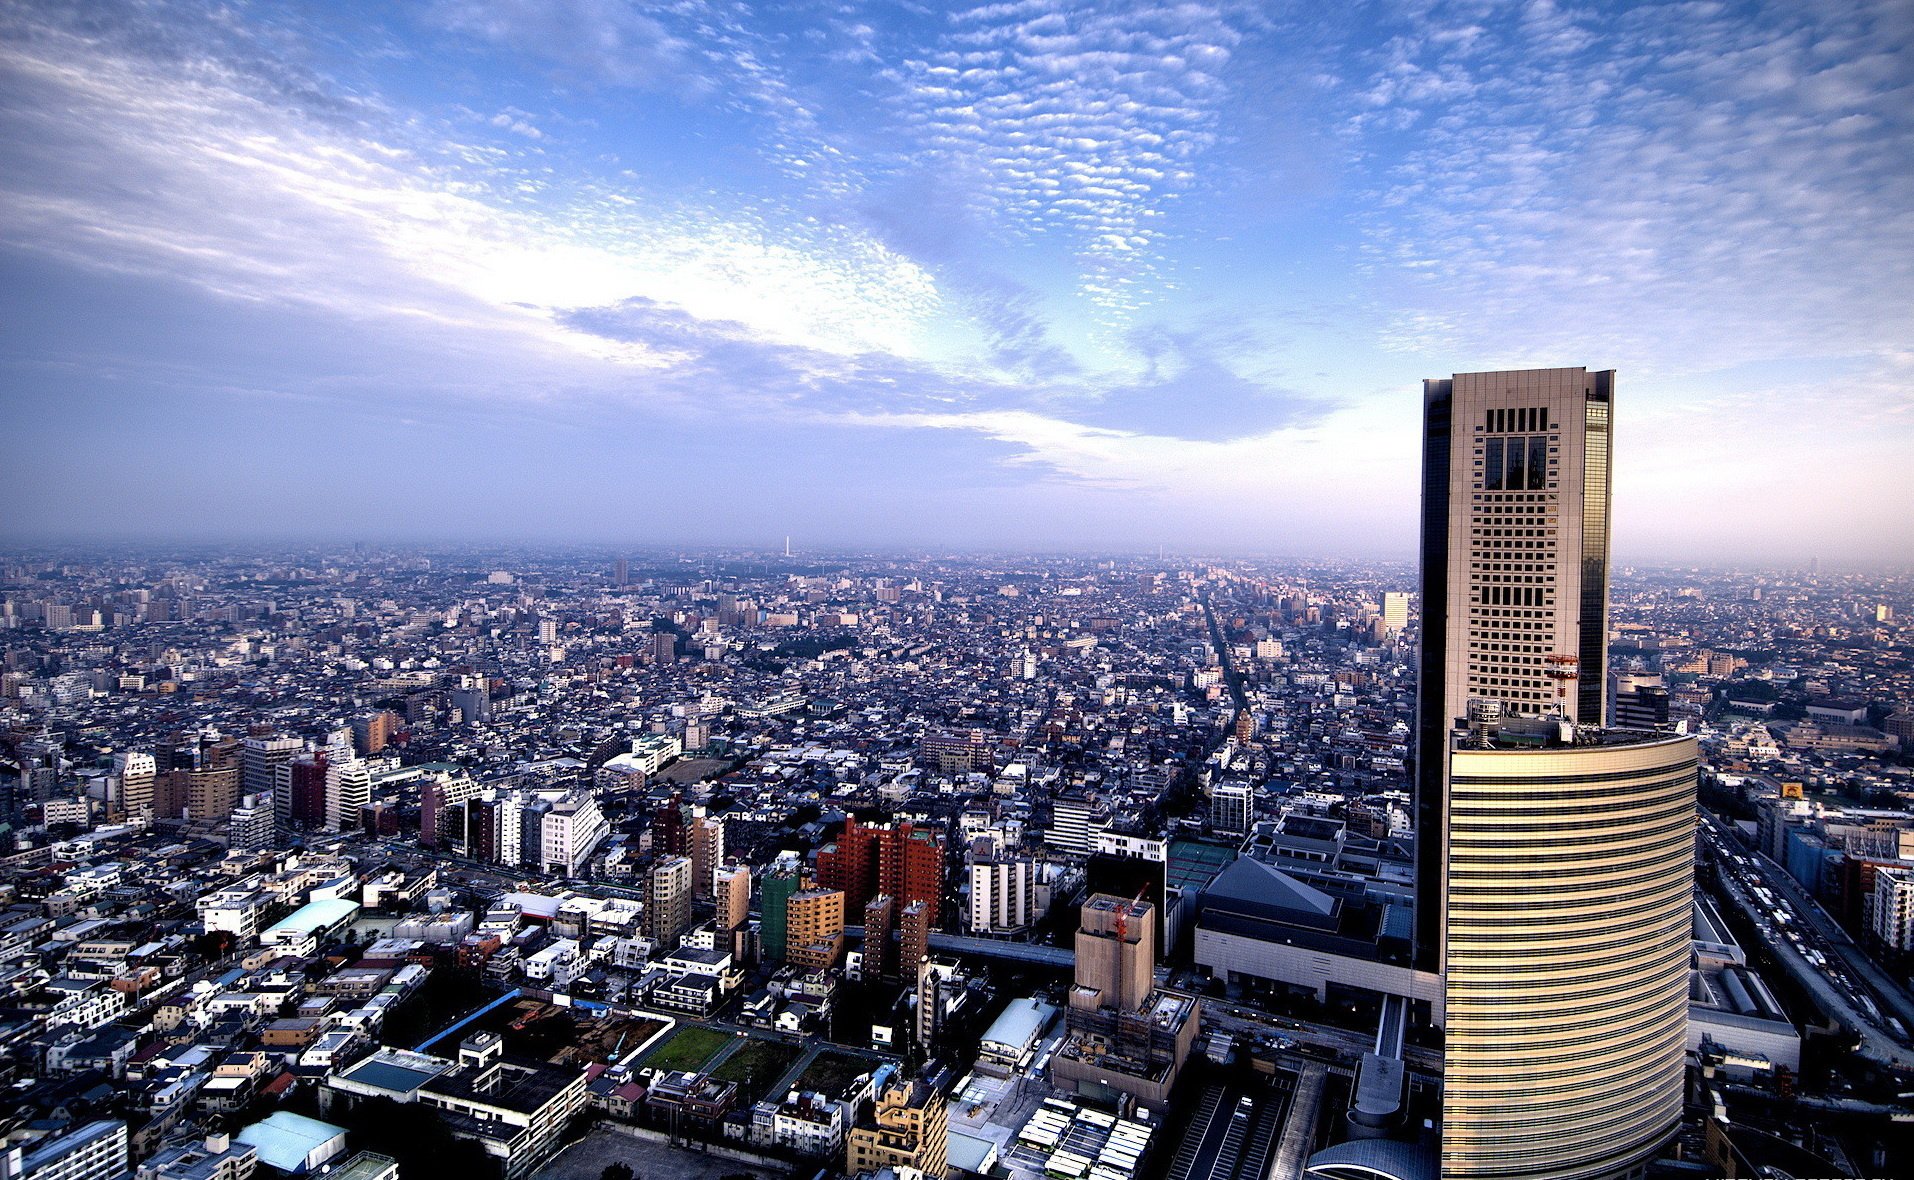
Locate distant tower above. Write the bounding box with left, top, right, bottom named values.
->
left=1381, top=591, right=1410, bottom=636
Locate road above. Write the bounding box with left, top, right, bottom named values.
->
left=1197, top=592, right=1250, bottom=717
left=1700, top=816, right=1914, bottom=1068
left=1751, top=847, right=1914, bottom=1033
left=1201, top=1003, right=1440, bottom=1075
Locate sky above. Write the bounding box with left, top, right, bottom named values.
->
left=0, top=0, right=1910, bottom=561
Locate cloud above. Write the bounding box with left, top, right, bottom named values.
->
left=0, top=4, right=946, bottom=373
left=1341, top=0, right=1914, bottom=378
left=429, top=0, right=706, bottom=92
left=885, top=1, right=1252, bottom=317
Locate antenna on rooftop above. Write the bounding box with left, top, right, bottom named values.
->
left=1546, top=654, right=1580, bottom=718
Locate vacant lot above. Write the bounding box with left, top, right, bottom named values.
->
left=709, top=1039, right=801, bottom=1099
left=655, top=758, right=734, bottom=785
left=642, top=1024, right=732, bottom=1073
left=792, top=1050, right=870, bottom=1098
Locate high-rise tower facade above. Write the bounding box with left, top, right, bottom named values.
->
left=1416, top=367, right=1615, bottom=968
left=1418, top=369, right=1694, bottom=1180
left=1440, top=730, right=1695, bottom=1180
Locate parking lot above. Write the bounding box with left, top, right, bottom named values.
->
left=533, top=1128, right=788, bottom=1180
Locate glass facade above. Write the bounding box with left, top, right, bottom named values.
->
left=1441, top=734, right=1695, bottom=1180
left=1579, top=389, right=1611, bottom=722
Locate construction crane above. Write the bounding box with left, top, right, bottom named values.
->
left=1113, top=884, right=1149, bottom=942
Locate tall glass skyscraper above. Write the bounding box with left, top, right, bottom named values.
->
left=1417, top=369, right=1695, bottom=1179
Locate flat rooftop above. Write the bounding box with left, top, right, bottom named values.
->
left=337, top=1048, right=452, bottom=1095
left=1452, top=722, right=1689, bottom=752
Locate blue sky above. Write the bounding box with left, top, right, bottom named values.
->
left=1, top=0, right=1909, bottom=560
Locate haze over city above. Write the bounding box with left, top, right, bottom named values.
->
left=2, top=0, right=1911, bottom=559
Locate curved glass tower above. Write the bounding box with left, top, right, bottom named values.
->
left=1441, top=729, right=1696, bottom=1179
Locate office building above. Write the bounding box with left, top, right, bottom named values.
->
left=114, top=752, right=155, bottom=820
left=1052, top=894, right=1198, bottom=1106
left=1440, top=727, right=1696, bottom=1179
left=1382, top=590, right=1411, bottom=635
left=538, top=793, right=607, bottom=877
left=1611, top=673, right=1673, bottom=731
left=241, top=734, right=303, bottom=800
left=645, top=855, right=694, bottom=951
left=228, top=793, right=276, bottom=852
left=1047, top=794, right=1098, bottom=854
left=351, top=711, right=399, bottom=756
left=715, top=861, right=751, bottom=931
left=1417, top=368, right=1617, bottom=967
left=844, top=1078, right=949, bottom=1179
left=6, top=1119, right=128, bottom=1180
left=817, top=817, right=943, bottom=925
left=863, top=894, right=896, bottom=979
left=761, top=864, right=800, bottom=961
left=136, top=1131, right=259, bottom=1180
left=322, top=732, right=371, bottom=833
left=276, top=750, right=329, bottom=834
left=899, top=898, right=933, bottom=977
left=1419, top=369, right=1694, bottom=1179
left=1871, top=865, right=1914, bottom=950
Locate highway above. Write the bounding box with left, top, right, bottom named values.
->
left=1700, top=815, right=1914, bottom=1068
left=1748, top=845, right=1914, bottom=1033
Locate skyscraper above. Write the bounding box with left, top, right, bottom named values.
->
left=1418, top=369, right=1695, bottom=1179
left=1417, top=367, right=1616, bottom=968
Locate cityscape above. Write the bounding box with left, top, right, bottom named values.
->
left=3, top=4, right=1913, bottom=1180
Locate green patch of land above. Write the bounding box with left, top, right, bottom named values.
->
left=709, top=1038, right=802, bottom=1097
left=642, top=1024, right=732, bottom=1073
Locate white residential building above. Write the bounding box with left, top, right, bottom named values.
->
left=968, top=858, right=1039, bottom=934
left=1873, top=865, right=1914, bottom=950
left=540, top=794, right=607, bottom=877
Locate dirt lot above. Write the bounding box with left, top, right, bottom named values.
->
left=477, top=1000, right=667, bottom=1067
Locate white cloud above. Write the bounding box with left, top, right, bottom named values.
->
left=0, top=15, right=946, bottom=370
left=889, top=1, right=1248, bottom=317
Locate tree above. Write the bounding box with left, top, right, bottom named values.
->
left=601, top=1164, right=635, bottom=1180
